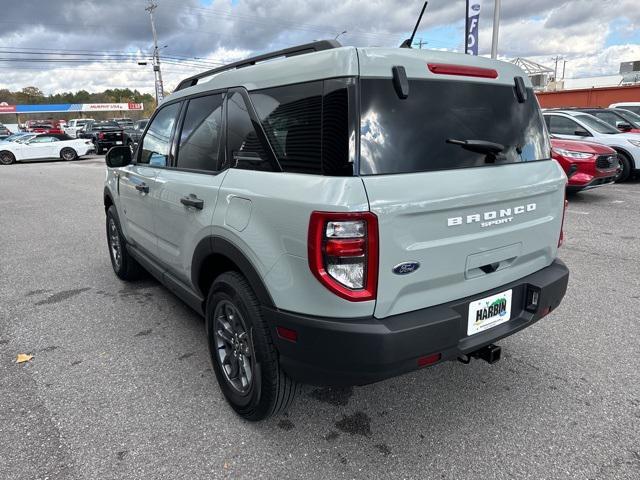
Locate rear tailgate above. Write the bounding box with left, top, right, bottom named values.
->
left=101, top=130, right=123, bottom=142
left=356, top=47, right=566, bottom=319
left=363, top=162, right=565, bottom=318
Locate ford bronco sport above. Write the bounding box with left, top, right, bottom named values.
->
left=103, top=40, right=569, bottom=421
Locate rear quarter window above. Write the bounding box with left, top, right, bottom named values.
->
left=250, top=78, right=353, bottom=176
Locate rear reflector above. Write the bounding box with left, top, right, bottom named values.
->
left=417, top=353, right=441, bottom=367
left=276, top=326, right=298, bottom=343
left=325, top=238, right=365, bottom=257
left=427, top=63, right=498, bottom=79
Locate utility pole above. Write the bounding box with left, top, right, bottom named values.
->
left=490, top=0, right=501, bottom=59
left=145, top=1, right=164, bottom=105
left=562, top=60, right=567, bottom=79
left=551, top=55, right=562, bottom=80
left=413, top=38, right=427, bottom=49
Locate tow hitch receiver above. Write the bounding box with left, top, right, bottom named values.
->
left=471, top=344, right=502, bottom=364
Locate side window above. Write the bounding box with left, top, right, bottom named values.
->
left=549, top=116, right=587, bottom=136
left=139, top=102, right=181, bottom=166
left=176, top=94, right=223, bottom=172
left=594, top=111, right=620, bottom=126
left=251, top=82, right=322, bottom=174
left=226, top=92, right=272, bottom=171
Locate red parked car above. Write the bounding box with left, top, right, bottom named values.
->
left=551, top=137, right=619, bottom=192
left=24, top=120, right=64, bottom=134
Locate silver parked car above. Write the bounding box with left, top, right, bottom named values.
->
left=103, top=40, right=569, bottom=421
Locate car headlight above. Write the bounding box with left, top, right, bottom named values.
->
left=627, top=139, right=640, bottom=147
left=552, top=148, right=593, bottom=159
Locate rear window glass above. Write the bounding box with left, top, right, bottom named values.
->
left=359, top=79, right=550, bottom=175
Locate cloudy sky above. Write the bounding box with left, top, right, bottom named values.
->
left=0, top=0, right=639, bottom=95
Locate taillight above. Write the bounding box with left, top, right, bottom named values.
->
left=427, top=63, right=498, bottom=79
left=98, top=132, right=105, bottom=140
left=308, top=211, right=378, bottom=301
left=558, top=195, right=568, bottom=247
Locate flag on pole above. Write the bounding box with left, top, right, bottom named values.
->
left=465, top=0, right=482, bottom=55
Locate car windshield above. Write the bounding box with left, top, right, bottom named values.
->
left=576, top=114, right=620, bottom=134
left=614, top=109, right=640, bottom=128
left=3, top=134, right=25, bottom=142
left=359, top=78, right=550, bottom=175
left=616, top=105, right=640, bottom=115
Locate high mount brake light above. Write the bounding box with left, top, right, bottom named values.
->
left=427, top=63, right=499, bottom=79
left=308, top=211, right=378, bottom=302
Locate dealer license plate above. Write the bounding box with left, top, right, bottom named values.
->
left=116, top=141, right=123, bottom=145
left=467, top=289, right=512, bottom=335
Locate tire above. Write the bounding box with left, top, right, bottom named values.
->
left=0, top=151, right=15, bottom=165
left=614, top=152, right=632, bottom=183
left=106, top=206, right=144, bottom=280
left=60, top=147, right=78, bottom=161
left=96, top=144, right=104, bottom=155
left=206, top=272, right=298, bottom=421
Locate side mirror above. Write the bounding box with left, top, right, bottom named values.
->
left=574, top=130, right=590, bottom=137
left=105, top=146, right=132, bottom=168
left=616, top=121, right=632, bottom=132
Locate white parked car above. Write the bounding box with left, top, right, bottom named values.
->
left=64, top=118, right=95, bottom=138
left=0, top=133, right=94, bottom=165
left=609, top=102, right=640, bottom=116
left=543, top=110, right=640, bottom=182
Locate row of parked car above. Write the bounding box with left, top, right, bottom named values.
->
left=0, top=117, right=149, bottom=164
left=0, top=117, right=149, bottom=155
left=545, top=103, right=640, bottom=190
left=1, top=102, right=639, bottom=193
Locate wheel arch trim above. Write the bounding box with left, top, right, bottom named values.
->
left=191, top=236, right=275, bottom=308
left=612, top=146, right=636, bottom=170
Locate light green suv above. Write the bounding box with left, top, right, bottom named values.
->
left=104, top=40, right=570, bottom=421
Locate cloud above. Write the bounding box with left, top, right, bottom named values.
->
left=0, top=0, right=638, bottom=95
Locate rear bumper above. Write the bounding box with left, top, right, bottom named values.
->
left=97, top=140, right=124, bottom=148
left=264, top=259, right=569, bottom=386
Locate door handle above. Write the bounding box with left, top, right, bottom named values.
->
left=180, top=194, right=204, bottom=210
left=134, top=182, right=149, bottom=193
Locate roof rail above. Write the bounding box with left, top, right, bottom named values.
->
left=174, top=39, right=342, bottom=92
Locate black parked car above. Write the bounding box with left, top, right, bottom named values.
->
left=78, top=120, right=125, bottom=154
left=124, top=119, right=148, bottom=147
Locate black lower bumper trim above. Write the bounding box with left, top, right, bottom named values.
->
left=263, top=259, right=569, bottom=386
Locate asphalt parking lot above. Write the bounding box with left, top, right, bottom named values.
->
left=1, top=156, right=638, bottom=480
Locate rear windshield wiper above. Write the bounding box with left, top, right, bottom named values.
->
left=446, top=138, right=506, bottom=164
left=446, top=138, right=505, bottom=155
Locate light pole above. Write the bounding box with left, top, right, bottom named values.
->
left=490, top=0, right=501, bottom=59
left=335, top=30, right=347, bottom=40
left=145, top=1, right=164, bottom=105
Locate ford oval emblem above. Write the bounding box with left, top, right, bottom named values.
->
left=471, top=4, right=481, bottom=11
left=393, top=262, right=420, bottom=275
